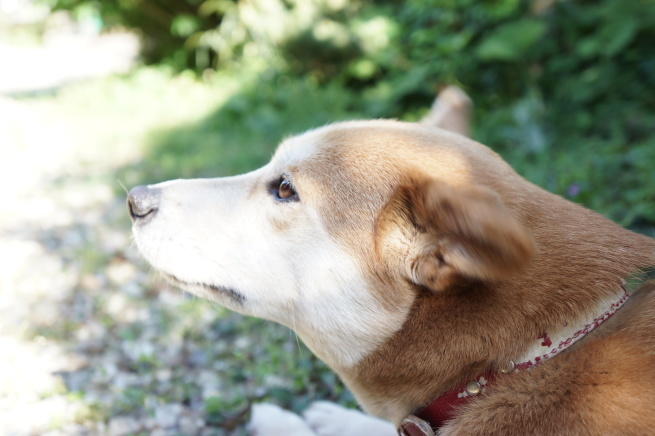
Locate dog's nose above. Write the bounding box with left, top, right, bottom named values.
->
left=127, top=185, right=160, bottom=223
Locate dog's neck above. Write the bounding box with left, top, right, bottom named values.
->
left=344, top=280, right=641, bottom=426
left=404, top=284, right=631, bottom=433
left=342, top=203, right=655, bottom=426
left=513, top=283, right=630, bottom=368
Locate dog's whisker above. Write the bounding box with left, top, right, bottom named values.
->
left=117, top=179, right=129, bottom=195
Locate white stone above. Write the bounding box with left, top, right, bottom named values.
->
left=179, top=415, right=200, bottom=434
left=154, top=404, right=183, bottom=429
left=107, top=416, right=141, bottom=436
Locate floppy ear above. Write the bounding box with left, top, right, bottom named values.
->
left=379, top=176, right=536, bottom=292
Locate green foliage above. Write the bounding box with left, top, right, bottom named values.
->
left=115, top=387, right=147, bottom=414
left=50, top=0, right=224, bottom=68
left=387, top=0, right=655, bottom=227
left=476, top=18, right=546, bottom=61
left=83, top=0, right=654, bottom=226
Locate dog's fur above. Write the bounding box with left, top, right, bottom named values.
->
left=129, top=87, right=655, bottom=435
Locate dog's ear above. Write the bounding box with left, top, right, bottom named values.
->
left=379, top=176, right=536, bottom=292
left=420, top=86, right=472, bottom=138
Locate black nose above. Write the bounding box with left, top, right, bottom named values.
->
left=127, top=185, right=160, bottom=223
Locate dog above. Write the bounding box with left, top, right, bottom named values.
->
left=128, top=87, right=655, bottom=435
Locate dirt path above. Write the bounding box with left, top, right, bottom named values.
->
left=0, top=18, right=336, bottom=433
left=0, top=91, right=249, bottom=436
left=0, top=33, right=250, bottom=435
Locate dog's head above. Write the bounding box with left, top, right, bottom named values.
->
left=129, top=112, right=655, bottom=422
left=128, top=120, right=537, bottom=368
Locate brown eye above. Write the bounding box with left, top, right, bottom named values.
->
left=277, top=178, right=297, bottom=200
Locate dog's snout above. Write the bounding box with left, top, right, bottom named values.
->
left=127, top=185, right=160, bottom=223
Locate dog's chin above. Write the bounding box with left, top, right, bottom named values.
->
left=160, top=271, right=246, bottom=306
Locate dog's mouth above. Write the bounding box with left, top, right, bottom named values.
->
left=162, top=272, right=246, bottom=305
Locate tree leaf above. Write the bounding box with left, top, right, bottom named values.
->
left=600, top=18, right=637, bottom=56
left=476, top=18, right=547, bottom=61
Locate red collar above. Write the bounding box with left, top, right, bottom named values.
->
left=400, top=287, right=630, bottom=436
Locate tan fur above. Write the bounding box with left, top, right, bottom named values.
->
left=321, top=130, right=655, bottom=430
left=283, top=120, right=655, bottom=429
left=442, top=283, right=655, bottom=435
left=130, top=87, right=655, bottom=434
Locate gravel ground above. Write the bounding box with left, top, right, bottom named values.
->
left=0, top=75, right=337, bottom=436
left=0, top=60, right=353, bottom=436
left=0, top=95, right=236, bottom=435
left=0, top=18, right=353, bottom=433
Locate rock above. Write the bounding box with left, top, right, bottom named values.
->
left=197, top=370, right=222, bottom=400
left=159, top=344, right=183, bottom=367
left=61, top=369, right=90, bottom=392
left=156, top=368, right=172, bottom=382
left=234, top=337, right=251, bottom=350
left=91, top=355, right=119, bottom=385
left=107, top=416, right=141, bottom=436
left=187, top=349, right=208, bottom=367
left=200, top=428, right=227, bottom=436
left=44, top=423, right=88, bottom=436
left=179, top=414, right=204, bottom=435
left=263, top=374, right=288, bottom=389
left=112, top=371, right=140, bottom=390
left=106, top=259, right=137, bottom=286
left=79, top=273, right=103, bottom=292
left=150, top=429, right=179, bottom=436
left=154, top=403, right=183, bottom=429
left=121, top=340, right=155, bottom=362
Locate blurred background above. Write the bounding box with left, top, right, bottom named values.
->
left=0, top=0, right=653, bottom=434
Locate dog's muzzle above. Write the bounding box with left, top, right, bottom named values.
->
left=127, top=185, right=160, bottom=223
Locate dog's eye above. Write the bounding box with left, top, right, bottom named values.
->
left=274, top=177, right=298, bottom=201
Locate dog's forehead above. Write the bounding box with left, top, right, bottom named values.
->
left=270, top=121, right=468, bottom=241
left=272, top=124, right=357, bottom=174
left=272, top=120, right=479, bottom=185
left=272, top=121, right=412, bottom=200
left=274, top=120, right=420, bottom=172
left=273, top=127, right=327, bottom=168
